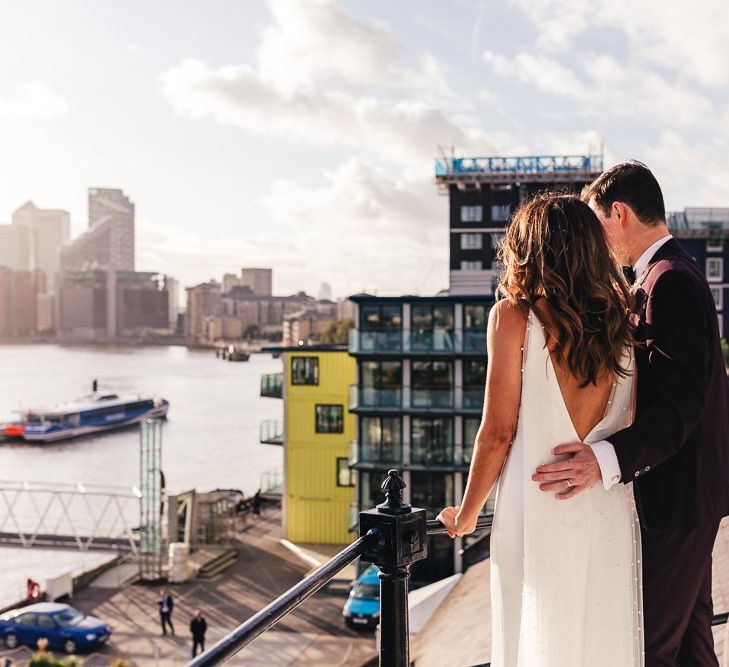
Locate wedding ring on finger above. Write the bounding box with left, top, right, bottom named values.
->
left=565, top=479, right=573, bottom=489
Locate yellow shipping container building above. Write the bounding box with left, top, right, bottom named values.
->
left=267, top=346, right=356, bottom=545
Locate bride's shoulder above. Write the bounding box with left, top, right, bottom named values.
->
left=489, top=299, right=529, bottom=336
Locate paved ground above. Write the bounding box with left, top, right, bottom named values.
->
left=0, top=508, right=377, bottom=666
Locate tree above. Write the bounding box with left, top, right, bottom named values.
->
left=320, top=318, right=354, bottom=344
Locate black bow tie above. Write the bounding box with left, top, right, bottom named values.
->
left=622, top=266, right=636, bottom=284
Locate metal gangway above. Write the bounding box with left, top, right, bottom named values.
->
left=0, top=479, right=141, bottom=552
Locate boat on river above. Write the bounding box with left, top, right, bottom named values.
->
left=0, top=421, right=26, bottom=441
left=21, top=393, right=169, bottom=443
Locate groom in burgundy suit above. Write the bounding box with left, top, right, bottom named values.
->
left=532, top=161, right=729, bottom=665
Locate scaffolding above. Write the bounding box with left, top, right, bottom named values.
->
left=435, top=154, right=604, bottom=191
left=139, top=418, right=164, bottom=580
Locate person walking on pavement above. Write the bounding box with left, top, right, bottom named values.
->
left=190, top=610, right=207, bottom=658
left=158, top=589, right=175, bottom=636
left=252, top=489, right=263, bottom=517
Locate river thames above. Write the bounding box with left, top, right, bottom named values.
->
left=0, top=344, right=283, bottom=495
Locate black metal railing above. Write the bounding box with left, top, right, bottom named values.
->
left=188, top=532, right=378, bottom=665
left=189, top=469, right=491, bottom=667
left=188, top=469, right=725, bottom=667
left=713, top=611, right=728, bottom=626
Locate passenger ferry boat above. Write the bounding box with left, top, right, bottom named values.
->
left=21, top=393, right=169, bottom=443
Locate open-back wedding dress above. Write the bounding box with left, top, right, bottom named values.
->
left=489, top=308, right=644, bottom=666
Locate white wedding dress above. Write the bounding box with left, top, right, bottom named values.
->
left=490, top=308, right=644, bottom=666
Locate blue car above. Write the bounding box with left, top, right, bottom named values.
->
left=343, top=565, right=380, bottom=629
left=0, top=602, right=112, bottom=654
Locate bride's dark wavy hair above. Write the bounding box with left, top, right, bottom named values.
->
left=498, top=192, right=632, bottom=387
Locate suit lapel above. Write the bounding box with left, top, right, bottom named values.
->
left=634, top=237, right=683, bottom=292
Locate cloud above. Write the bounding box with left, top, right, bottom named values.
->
left=510, top=0, right=729, bottom=88
left=483, top=50, right=713, bottom=128
left=481, top=0, right=729, bottom=205
left=641, top=131, right=729, bottom=208
left=160, top=0, right=494, bottom=165
left=256, top=0, right=397, bottom=96
left=0, top=82, right=67, bottom=119
left=262, top=158, right=448, bottom=295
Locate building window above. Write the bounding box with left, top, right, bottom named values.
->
left=411, top=304, right=455, bottom=352
left=460, top=233, right=483, bottom=250
left=360, top=416, right=402, bottom=463
left=460, top=205, right=483, bottom=222
left=707, top=258, right=724, bottom=282
left=460, top=261, right=483, bottom=271
left=359, top=471, right=388, bottom=509
left=719, top=315, right=724, bottom=338
left=410, top=472, right=454, bottom=519
left=412, top=360, right=454, bottom=408
left=315, top=404, right=343, bottom=433
left=491, top=204, right=511, bottom=222
left=463, top=360, right=486, bottom=409
left=360, top=304, right=402, bottom=330
left=358, top=360, right=402, bottom=408
left=411, top=417, right=454, bottom=465
left=707, top=238, right=724, bottom=252
left=463, top=417, right=481, bottom=464
left=336, top=457, right=354, bottom=487
left=711, top=287, right=724, bottom=310
left=463, top=304, right=489, bottom=353
left=291, top=357, right=319, bottom=385
left=360, top=360, right=402, bottom=387
left=490, top=232, right=505, bottom=250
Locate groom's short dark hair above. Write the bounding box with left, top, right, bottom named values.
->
left=582, top=160, right=665, bottom=226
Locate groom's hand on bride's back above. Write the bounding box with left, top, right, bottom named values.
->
left=531, top=442, right=602, bottom=499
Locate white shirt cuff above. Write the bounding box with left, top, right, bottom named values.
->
left=590, top=440, right=622, bottom=490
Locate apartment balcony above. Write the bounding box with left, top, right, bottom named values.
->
left=349, top=439, right=403, bottom=468
left=260, top=372, right=283, bottom=398
left=259, top=418, right=283, bottom=445
left=408, top=331, right=458, bottom=355
left=349, top=385, right=403, bottom=411
left=410, top=387, right=454, bottom=410
left=410, top=446, right=455, bottom=467
left=348, top=328, right=487, bottom=356
left=349, top=329, right=402, bottom=354
left=349, top=385, right=484, bottom=413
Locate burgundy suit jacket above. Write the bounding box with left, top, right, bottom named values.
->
left=607, top=238, right=729, bottom=530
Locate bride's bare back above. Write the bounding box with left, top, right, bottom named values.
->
left=533, top=300, right=616, bottom=442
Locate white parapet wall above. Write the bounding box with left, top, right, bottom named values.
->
left=45, top=572, right=73, bottom=601
left=375, top=572, right=464, bottom=650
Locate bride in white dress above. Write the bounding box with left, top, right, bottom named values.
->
left=437, top=194, right=643, bottom=666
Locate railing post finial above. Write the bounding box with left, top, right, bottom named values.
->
left=377, top=469, right=411, bottom=515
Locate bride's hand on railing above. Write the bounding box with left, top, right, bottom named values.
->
left=436, top=505, right=477, bottom=538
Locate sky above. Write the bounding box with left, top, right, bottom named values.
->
left=1, top=0, right=728, bottom=299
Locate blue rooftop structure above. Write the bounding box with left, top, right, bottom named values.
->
left=435, top=154, right=603, bottom=188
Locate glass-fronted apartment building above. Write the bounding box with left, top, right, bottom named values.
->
left=668, top=207, right=729, bottom=338
left=347, top=293, right=493, bottom=582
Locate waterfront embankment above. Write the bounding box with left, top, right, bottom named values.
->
left=0, top=508, right=377, bottom=666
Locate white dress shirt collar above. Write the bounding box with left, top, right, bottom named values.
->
left=633, top=234, right=673, bottom=282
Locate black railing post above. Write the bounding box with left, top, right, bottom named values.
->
left=359, top=469, right=428, bottom=667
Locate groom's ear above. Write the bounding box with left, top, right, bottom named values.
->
left=611, top=201, right=630, bottom=227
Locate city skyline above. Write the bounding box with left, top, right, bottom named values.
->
left=1, top=1, right=728, bottom=297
